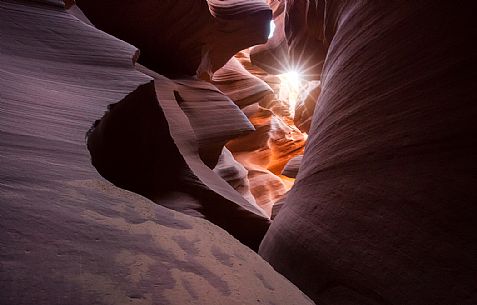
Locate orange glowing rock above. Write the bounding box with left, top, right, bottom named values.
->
left=226, top=101, right=306, bottom=216
left=0, top=2, right=314, bottom=304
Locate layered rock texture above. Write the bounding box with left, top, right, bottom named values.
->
left=281, top=155, right=302, bottom=178
left=260, top=1, right=477, bottom=305
left=74, top=0, right=303, bottom=223
left=250, top=0, right=289, bottom=75
left=75, top=0, right=272, bottom=79
left=294, top=81, right=320, bottom=133
left=2, top=0, right=475, bottom=304
left=226, top=104, right=305, bottom=216
left=212, top=57, right=274, bottom=109
left=0, top=0, right=314, bottom=304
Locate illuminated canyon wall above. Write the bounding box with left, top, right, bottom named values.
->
left=1, top=0, right=476, bottom=304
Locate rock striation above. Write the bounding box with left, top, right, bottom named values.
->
left=226, top=104, right=304, bottom=216
left=0, top=1, right=315, bottom=304
left=260, top=1, right=477, bottom=305
left=75, top=0, right=272, bottom=79
left=281, top=155, right=302, bottom=178
left=294, top=80, right=320, bottom=133
left=212, top=57, right=275, bottom=109
left=213, top=147, right=257, bottom=206
left=3, top=0, right=474, bottom=304
left=213, top=49, right=307, bottom=216
left=250, top=0, right=289, bottom=75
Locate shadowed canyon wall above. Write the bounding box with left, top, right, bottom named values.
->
left=2, top=0, right=476, bottom=304
left=259, top=1, right=477, bottom=305
left=0, top=0, right=315, bottom=304
left=76, top=0, right=276, bottom=251
left=75, top=0, right=272, bottom=79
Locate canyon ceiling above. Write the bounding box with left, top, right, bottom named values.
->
left=1, top=1, right=476, bottom=305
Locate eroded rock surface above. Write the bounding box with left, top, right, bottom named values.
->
left=213, top=148, right=257, bottom=206
left=260, top=1, right=477, bottom=305
left=212, top=57, right=274, bottom=109
left=281, top=155, right=302, bottom=178
left=227, top=105, right=303, bottom=216
left=294, top=81, right=320, bottom=133
left=250, top=0, right=289, bottom=75
left=215, top=50, right=306, bottom=216
left=75, top=0, right=272, bottom=79
left=0, top=1, right=314, bottom=304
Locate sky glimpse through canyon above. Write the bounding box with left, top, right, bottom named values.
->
left=1, top=1, right=476, bottom=305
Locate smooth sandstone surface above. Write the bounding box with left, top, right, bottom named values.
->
left=250, top=0, right=289, bottom=75
left=75, top=0, right=272, bottom=79
left=214, top=148, right=257, bottom=206
left=0, top=1, right=314, bottom=304
left=260, top=1, right=477, bottom=305
left=294, top=81, right=320, bottom=133
left=216, top=49, right=306, bottom=217
left=140, top=64, right=257, bottom=169
left=281, top=155, right=302, bottom=178
left=213, top=57, right=274, bottom=109
left=227, top=106, right=302, bottom=216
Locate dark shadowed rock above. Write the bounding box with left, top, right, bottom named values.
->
left=0, top=2, right=315, bottom=304
left=75, top=0, right=272, bottom=79
left=250, top=0, right=290, bottom=75
left=260, top=1, right=477, bottom=305
left=89, top=63, right=270, bottom=251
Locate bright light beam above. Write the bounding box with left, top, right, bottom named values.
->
left=278, top=70, right=303, bottom=117
left=268, top=20, right=276, bottom=39
left=284, top=71, right=301, bottom=88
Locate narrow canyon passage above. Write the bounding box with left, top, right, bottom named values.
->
left=1, top=1, right=476, bottom=305
left=215, top=49, right=312, bottom=218
left=84, top=1, right=316, bottom=243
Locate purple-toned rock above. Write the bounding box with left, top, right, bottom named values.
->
left=281, top=155, right=303, bottom=178
left=90, top=64, right=270, bottom=250
left=75, top=0, right=272, bottom=79
left=214, top=148, right=257, bottom=206
left=250, top=0, right=290, bottom=75
left=260, top=1, right=477, bottom=305
left=0, top=1, right=314, bottom=305
left=212, top=57, right=274, bottom=109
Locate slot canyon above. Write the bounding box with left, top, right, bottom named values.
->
left=1, top=1, right=476, bottom=305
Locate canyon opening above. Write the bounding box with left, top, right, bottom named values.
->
left=1, top=1, right=475, bottom=305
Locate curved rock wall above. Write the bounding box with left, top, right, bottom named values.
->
left=212, top=57, right=275, bottom=109
left=4, top=0, right=474, bottom=304
left=75, top=0, right=272, bottom=78
left=213, top=147, right=257, bottom=206
left=294, top=80, right=320, bottom=133
left=250, top=0, right=289, bottom=75
left=0, top=1, right=314, bottom=304
left=260, top=1, right=477, bottom=304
